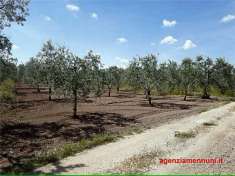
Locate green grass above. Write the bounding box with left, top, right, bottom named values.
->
left=174, top=130, right=197, bottom=138
left=199, top=108, right=210, bottom=113
left=22, top=133, right=119, bottom=170
left=120, top=126, right=144, bottom=136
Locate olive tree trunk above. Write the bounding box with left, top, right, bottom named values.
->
left=48, top=87, right=52, bottom=101
left=147, top=90, right=152, bottom=105
left=37, top=85, right=40, bottom=93
left=73, top=89, right=78, bottom=117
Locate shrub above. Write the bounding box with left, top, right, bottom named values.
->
left=0, top=79, right=16, bottom=102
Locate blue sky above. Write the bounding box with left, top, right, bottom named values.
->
left=4, top=0, right=235, bottom=66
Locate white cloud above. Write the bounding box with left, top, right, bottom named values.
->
left=160, top=35, right=177, bottom=45
left=91, top=12, right=98, bottom=19
left=221, top=14, right=235, bottom=23
left=12, top=44, right=19, bottom=50
left=117, top=37, right=128, bottom=43
left=44, top=16, right=52, bottom=21
left=115, top=57, right=129, bottom=68
left=182, top=40, right=197, bottom=50
left=162, top=19, right=177, bottom=27
left=66, top=4, right=80, bottom=12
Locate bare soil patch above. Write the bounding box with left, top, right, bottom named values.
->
left=0, top=85, right=221, bottom=172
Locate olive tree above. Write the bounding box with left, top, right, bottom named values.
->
left=127, top=55, right=158, bottom=104
left=0, top=0, right=29, bottom=58
left=37, top=40, right=58, bottom=100
left=140, top=54, right=158, bottom=105
left=156, top=61, right=181, bottom=95
left=195, top=56, right=213, bottom=99
left=0, top=57, right=17, bottom=83
left=180, top=58, right=197, bottom=101
left=109, top=66, right=123, bottom=93
left=167, top=60, right=180, bottom=94
left=52, top=46, right=70, bottom=98
left=105, top=67, right=114, bottom=97
left=156, top=62, right=170, bottom=95
left=84, top=50, right=103, bottom=98
left=212, top=58, right=235, bottom=95
left=24, top=57, right=43, bottom=92
left=127, top=58, right=142, bottom=93
left=65, top=51, right=101, bottom=117
left=17, top=64, right=26, bottom=83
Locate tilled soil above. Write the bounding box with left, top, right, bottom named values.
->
left=0, top=87, right=220, bottom=172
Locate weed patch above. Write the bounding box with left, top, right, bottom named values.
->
left=203, top=122, right=217, bottom=126
left=174, top=130, right=196, bottom=138
left=115, top=149, right=165, bottom=173
left=13, top=133, right=119, bottom=172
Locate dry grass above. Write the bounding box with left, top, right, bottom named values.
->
left=174, top=130, right=197, bottom=138
left=114, top=149, right=165, bottom=173
left=20, top=133, right=119, bottom=171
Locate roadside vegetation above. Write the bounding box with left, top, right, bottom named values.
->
left=20, top=133, right=119, bottom=172
left=114, top=149, right=165, bottom=173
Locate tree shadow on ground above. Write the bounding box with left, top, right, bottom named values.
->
left=140, top=102, right=194, bottom=110
left=0, top=112, right=137, bottom=172
left=112, top=94, right=136, bottom=99
left=105, top=100, right=135, bottom=105
left=74, top=112, right=137, bottom=127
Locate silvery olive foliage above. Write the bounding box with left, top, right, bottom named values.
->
left=0, top=0, right=30, bottom=58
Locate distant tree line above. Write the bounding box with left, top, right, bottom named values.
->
left=1, top=40, right=235, bottom=117
left=0, top=0, right=234, bottom=117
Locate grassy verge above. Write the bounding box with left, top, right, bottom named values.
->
left=20, top=133, right=120, bottom=171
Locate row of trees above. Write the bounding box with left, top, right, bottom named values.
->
left=127, top=55, right=235, bottom=104
left=14, top=41, right=125, bottom=117
left=1, top=40, right=235, bottom=116
left=1, top=1, right=234, bottom=118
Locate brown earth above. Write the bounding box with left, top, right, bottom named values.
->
left=0, top=84, right=222, bottom=172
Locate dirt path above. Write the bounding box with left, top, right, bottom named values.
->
left=36, top=102, right=235, bottom=174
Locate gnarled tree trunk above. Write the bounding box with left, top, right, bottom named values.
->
left=147, top=89, right=152, bottom=105
left=117, top=86, right=119, bottom=93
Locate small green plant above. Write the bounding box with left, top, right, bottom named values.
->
left=121, top=126, right=144, bottom=136
left=0, top=79, right=15, bottom=102
left=203, top=122, right=217, bottom=126
left=175, top=130, right=196, bottom=138
left=24, top=133, right=119, bottom=170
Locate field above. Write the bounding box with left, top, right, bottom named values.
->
left=1, top=0, right=235, bottom=174
left=0, top=84, right=222, bottom=172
